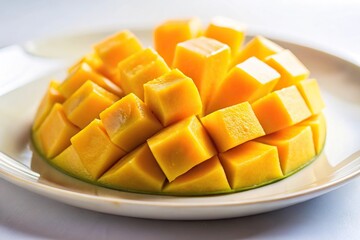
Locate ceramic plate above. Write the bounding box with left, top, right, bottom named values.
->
left=0, top=29, right=359, bottom=220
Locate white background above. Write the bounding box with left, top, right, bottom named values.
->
left=1, top=0, right=359, bottom=239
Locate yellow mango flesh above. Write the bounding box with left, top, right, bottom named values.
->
left=232, top=36, right=283, bottom=67
left=70, top=119, right=126, bottom=179
left=100, top=93, right=163, bottom=152
left=219, top=141, right=283, bottom=189
left=163, top=156, right=231, bottom=195
left=59, top=62, right=123, bottom=98
left=147, top=116, right=216, bottom=182
left=252, top=86, right=311, bottom=134
left=201, top=102, right=265, bottom=152
left=207, top=57, right=280, bottom=113
left=32, top=80, right=65, bottom=131
left=299, top=113, right=326, bottom=154
left=266, top=49, right=310, bottom=90
left=256, top=126, right=316, bottom=175
left=94, top=30, right=143, bottom=69
left=205, top=16, right=246, bottom=58
left=33, top=103, right=80, bottom=158
left=62, top=80, right=119, bottom=129
left=154, top=17, right=202, bottom=66
left=144, top=69, right=202, bottom=126
left=98, top=144, right=166, bottom=193
left=296, top=78, right=325, bottom=115
left=173, top=37, right=231, bottom=110
left=117, top=48, right=170, bottom=100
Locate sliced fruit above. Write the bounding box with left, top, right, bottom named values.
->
left=299, top=113, right=326, bottom=154
left=147, top=116, right=216, bottom=182
left=144, top=69, right=202, bottom=126
left=99, top=93, right=163, bottom=152
left=296, top=78, right=325, bottom=115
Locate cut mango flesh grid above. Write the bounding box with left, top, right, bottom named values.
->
left=31, top=17, right=326, bottom=196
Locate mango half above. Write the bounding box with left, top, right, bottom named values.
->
left=31, top=17, right=326, bottom=196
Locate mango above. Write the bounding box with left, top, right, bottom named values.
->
left=201, top=102, right=265, bottom=152
left=147, top=116, right=216, bottom=182
left=173, top=37, right=231, bottom=110
left=219, top=141, right=283, bottom=189
left=265, top=49, right=309, bottom=90
left=299, top=113, right=326, bottom=154
left=207, top=57, right=280, bottom=113
left=163, top=156, right=231, bottom=195
left=117, top=48, right=170, bottom=100
left=94, top=30, right=143, bottom=69
left=100, top=93, right=163, bottom=152
left=144, top=69, right=202, bottom=126
left=205, top=16, right=246, bottom=58
left=252, top=86, right=311, bottom=134
left=33, top=103, right=80, bottom=158
left=256, top=126, right=315, bottom=175
left=154, top=17, right=202, bottom=65
left=62, top=80, right=119, bottom=129
left=296, top=78, right=325, bottom=115
left=32, top=80, right=65, bottom=131
left=98, top=144, right=166, bottom=193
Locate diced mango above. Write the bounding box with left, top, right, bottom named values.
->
left=299, top=113, right=326, bottom=154
left=173, top=37, right=231, bottom=109
left=70, top=119, right=126, bottom=179
left=219, top=141, right=283, bottom=189
left=207, top=57, right=280, bottom=113
left=147, top=116, right=216, bottom=182
left=117, top=48, right=170, bottom=100
left=100, top=93, right=163, bottom=152
left=265, top=49, right=309, bottom=90
left=163, top=156, right=231, bottom=195
left=252, top=86, right=311, bottom=134
left=33, top=103, right=80, bottom=158
left=205, top=16, right=246, bottom=58
left=144, top=69, right=202, bottom=126
left=98, top=144, right=166, bottom=193
left=94, top=30, right=143, bottom=69
left=154, top=17, right=202, bottom=65
left=256, top=126, right=315, bottom=175
left=62, top=80, right=119, bottom=129
left=296, top=78, right=325, bottom=115
left=52, top=145, right=94, bottom=181
left=201, top=102, right=265, bottom=152
left=232, top=36, right=283, bottom=66
left=59, top=62, right=123, bottom=98
left=32, top=80, right=65, bottom=131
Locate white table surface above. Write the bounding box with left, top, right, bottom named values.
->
left=1, top=0, right=359, bottom=239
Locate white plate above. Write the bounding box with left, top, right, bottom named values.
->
left=0, top=29, right=359, bottom=220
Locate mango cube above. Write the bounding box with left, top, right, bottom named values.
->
left=154, top=17, right=202, bottom=65
left=201, top=102, right=265, bottom=152
left=232, top=36, right=283, bottom=66
left=70, top=119, right=126, bottom=179
left=265, top=50, right=309, bottom=90
left=219, top=141, right=283, bottom=189
left=163, top=156, right=231, bottom=195
left=173, top=37, right=231, bottom=109
left=147, top=116, right=216, bottom=182
left=94, top=30, right=143, bottom=69
left=59, top=62, right=123, bottom=98
left=296, top=78, right=325, bottom=115
left=98, top=144, right=166, bottom=193
left=33, top=103, right=80, bottom=158
left=207, top=57, right=280, bottom=113
left=256, top=126, right=315, bottom=175
left=100, top=93, right=163, bottom=152
left=299, top=113, right=326, bottom=154
left=252, top=86, right=311, bottom=134
left=32, top=80, right=65, bottom=131
left=117, top=48, right=170, bottom=100
left=205, top=16, right=246, bottom=58
left=144, top=69, right=202, bottom=126
left=62, top=80, right=119, bottom=129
